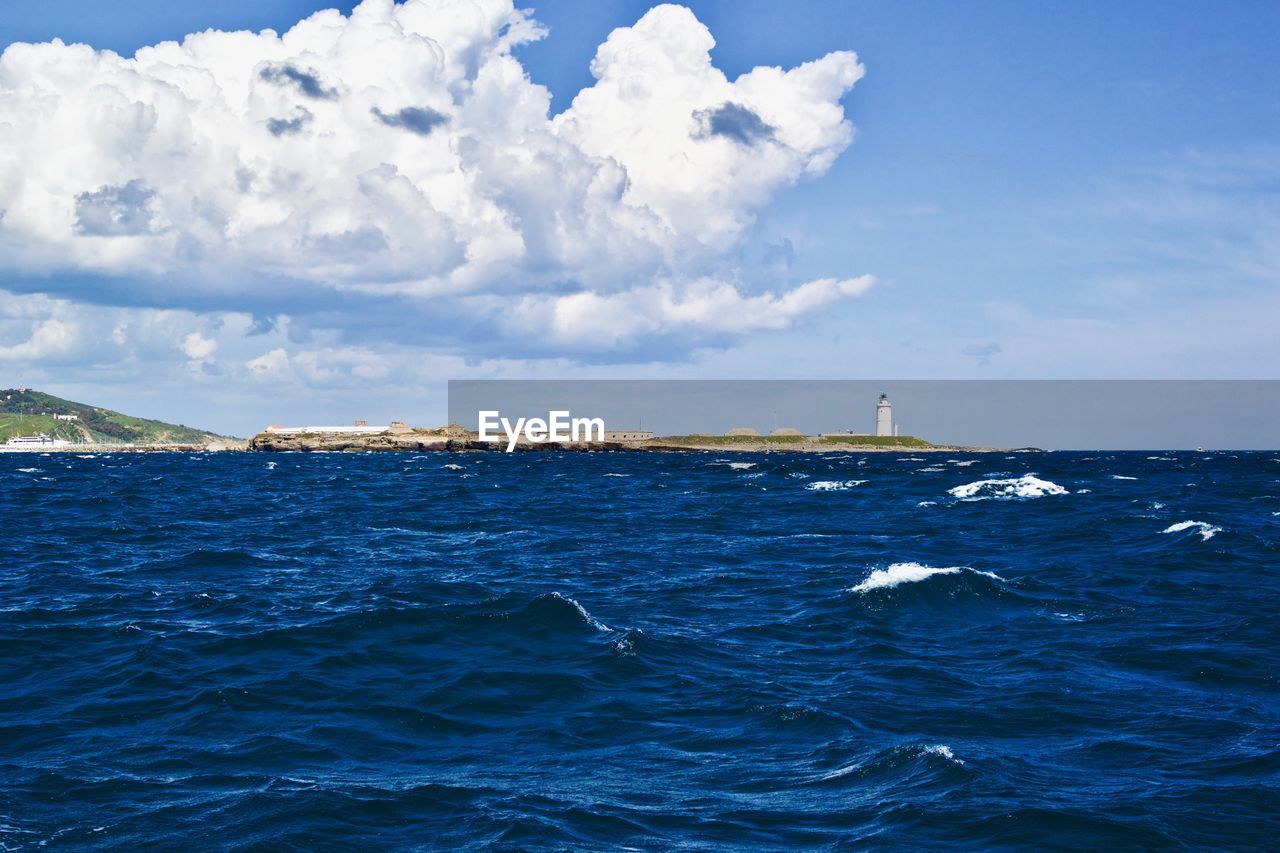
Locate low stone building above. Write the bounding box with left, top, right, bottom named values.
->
left=603, top=430, right=653, bottom=441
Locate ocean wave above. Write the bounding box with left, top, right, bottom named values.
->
left=948, top=474, right=1068, bottom=500
left=727, top=462, right=756, bottom=470
left=1162, top=520, right=1222, bottom=541
left=850, top=563, right=1004, bottom=593
left=1110, top=475, right=1138, bottom=480
left=806, top=480, right=868, bottom=491
left=547, top=591, right=612, bottom=633
left=818, top=742, right=965, bottom=782
left=923, top=744, right=963, bottom=764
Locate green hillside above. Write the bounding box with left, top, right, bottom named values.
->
left=0, top=388, right=229, bottom=445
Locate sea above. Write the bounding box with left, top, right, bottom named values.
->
left=1, top=450, right=1277, bottom=849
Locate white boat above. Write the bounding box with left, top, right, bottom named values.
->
left=2, top=434, right=68, bottom=451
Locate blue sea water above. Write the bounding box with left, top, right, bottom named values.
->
left=1, top=450, right=1278, bottom=849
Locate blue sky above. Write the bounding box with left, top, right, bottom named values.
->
left=1, top=1, right=1277, bottom=434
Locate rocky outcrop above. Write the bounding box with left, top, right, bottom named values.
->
left=246, top=426, right=990, bottom=453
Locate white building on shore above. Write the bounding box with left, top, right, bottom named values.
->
left=265, top=419, right=394, bottom=435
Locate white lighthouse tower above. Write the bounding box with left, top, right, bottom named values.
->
left=875, top=393, right=893, bottom=437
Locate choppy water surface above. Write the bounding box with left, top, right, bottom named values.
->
left=2, top=451, right=1278, bottom=848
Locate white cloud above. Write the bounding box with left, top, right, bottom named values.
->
left=498, top=275, right=875, bottom=348
left=0, top=0, right=868, bottom=353
left=181, top=331, right=218, bottom=362
left=246, top=345, right=390, bottom=385
left=0, top=317, right=76, bottom=360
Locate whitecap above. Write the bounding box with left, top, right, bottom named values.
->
left=851, top=563, right=958, bottom=592
left=948, top=474, right=1067, bottom=500
left=1076, top=488, right=1092, bottom=494
left=1147, top=456, right=1176, bottom=461
left=850, top=563, right=1003, bottom=593
left=727, top=462, right=756, bottom=470
left=951, top=460, right=977, bottom=467
left=806, top=479, right=868, bottom=491
left=1110, top=475, right=1138, bottom=480
left=603, top=473, right=630, bottom=478
left=1162, top=520, right=1222, bottom=541
left=442, top=463, right=464, bottom=470
left=917, top=466, right=945, bottom=473
left=265, top=461, right=277, bottom=470
left=923, top=744, right=963, bottom=764
left=17, top=467, right=40, bottom=473
left=550, top=591, right=612, bottom=632
left=917, top=500, right=938, bottom=507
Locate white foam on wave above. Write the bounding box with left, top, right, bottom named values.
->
left=917, top=500, right=938, bottom=507
left=850, top=562, right=1004, bottom=593
left=1147, top=456, right=1176, bottom=461
left=603, top=473, right=630, bottom=478
left=265, top=461, right=277, bottom=470
left=951, top=459, right=977, bottom=467
left=442, top=463, right=464, bottom=470
left=1162, top=520, right=1222, bottom=541
left=924, top=744, right=963, bottom=764
left=550, top=591, right=612, bottom=632
left=807, top=479, right=868, bottom=491
left=852, top=563, right=959, bottom=591
left=727, top=462, right=756, bottom=470
left=917, top=466, right=945, bottom=473
left=1110, top=475, right=1138, bottom=480
left=948, top=474, right=1067, bottom=500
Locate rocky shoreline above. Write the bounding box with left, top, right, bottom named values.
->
left=246, top=427, right=1001, bottom=453
left=1, top=429, right=1010, bottom=454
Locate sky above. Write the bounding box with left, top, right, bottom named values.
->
left=0, top=0, right=1277, bottom=436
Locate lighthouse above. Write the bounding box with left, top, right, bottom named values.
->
left=875, top=393, right=893, bottom=437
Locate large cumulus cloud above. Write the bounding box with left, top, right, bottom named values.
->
left=0, top=0, right=868, bottom=358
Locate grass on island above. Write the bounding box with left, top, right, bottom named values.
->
left=653, top=433, right=934, bottom=448
left=819, top=435, right=933, bottom=448
left=656, top=434, right=808, bottom=446
left=0, top=388, right=227, bottom=445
